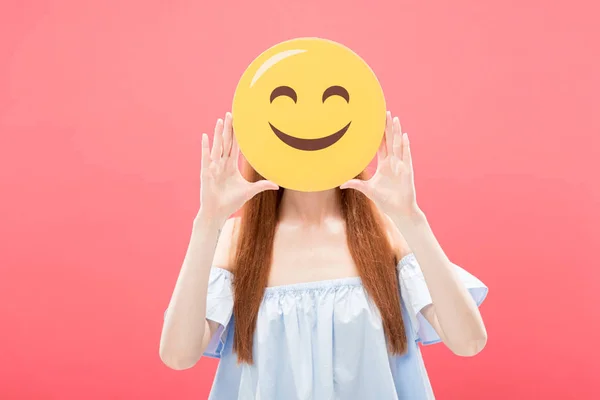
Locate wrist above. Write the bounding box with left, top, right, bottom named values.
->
left=194, top=208, right=227, bottom=231
left=390, top=206, right=427, bottom=229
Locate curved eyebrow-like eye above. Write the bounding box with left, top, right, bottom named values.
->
left=270, top=86, right=297, bottom=103
left=322, top=86, right=350, bottom=103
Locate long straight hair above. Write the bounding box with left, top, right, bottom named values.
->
left=232, top=160, right=407, bottom=363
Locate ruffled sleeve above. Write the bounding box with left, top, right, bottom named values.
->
left=203, top=267, right=234, bottom=358
left=398, top=253, right=488, bottom=345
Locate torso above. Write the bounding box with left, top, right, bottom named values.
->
left=205, top=254, right=437, bottom=400
left=207, top=216, right=438, bottom=400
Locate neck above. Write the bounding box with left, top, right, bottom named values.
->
left=279, top=188, right=342, bottom=224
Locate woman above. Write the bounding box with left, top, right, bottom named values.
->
left=160, top=112, right=488, bottom=399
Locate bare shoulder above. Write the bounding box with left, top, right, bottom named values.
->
left=212, top=216, right=241, bottom=272
left=377, top=208, right=411, bottom=259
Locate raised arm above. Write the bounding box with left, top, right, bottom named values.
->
left=159, top=112, right=278, bottom=370
left=341, top=112, right=487, bottom=356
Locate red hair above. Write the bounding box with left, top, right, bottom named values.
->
left=232, top=160, right=407, bottom=363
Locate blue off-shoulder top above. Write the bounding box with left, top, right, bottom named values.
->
left=202, top=253, right=488, bottom=399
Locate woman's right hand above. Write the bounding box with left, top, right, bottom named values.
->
left=197, top=112, right=279, bottom=224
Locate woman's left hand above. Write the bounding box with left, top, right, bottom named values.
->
left=340, top=111, right=420, bottom=218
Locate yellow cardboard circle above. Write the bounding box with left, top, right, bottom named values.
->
left=232, top=38, right=386, bottom=192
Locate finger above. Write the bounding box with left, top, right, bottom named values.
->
left=402, top=133, right=412, bottom=169
left=377, top=111, right=388, bottom=161
left=393, top=158, right=403, bottom=175
left=201, top=133, right=210, bottom=170
left=222, top=112, right=233, bottom=158
left=247, top=180, right=279, bottom=199
left=385, top=111, right=393, bottom=157
left=392, top=118, right=402, bottom=159
left=230, top=132, right=240, bottom=170
left=211, top=118, right=224, bottom=161
left=395, top=116, right=403, bottom=135
left=376, top=131, right=386, bottom=163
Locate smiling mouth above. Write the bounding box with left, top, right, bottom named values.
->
left=268, top=122, right=351, bottom=151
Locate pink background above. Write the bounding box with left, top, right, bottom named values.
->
left=1, top=0, right=598, bottom=398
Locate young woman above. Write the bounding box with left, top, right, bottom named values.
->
left=160, top=112, right=488, bottom=399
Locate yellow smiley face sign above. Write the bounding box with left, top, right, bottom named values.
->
left=232, top=38, right=386, bottom=192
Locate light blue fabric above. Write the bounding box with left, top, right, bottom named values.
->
left=203, top=254, right=488, bottom=399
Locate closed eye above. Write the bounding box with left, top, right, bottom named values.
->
left=322, top=86, right=350, bottom=103
left=270, top=86, right=297, bottom=103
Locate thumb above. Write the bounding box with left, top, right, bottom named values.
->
left=340, top=179, right=370, bottom=196
left=247, top=180, right=280, bottom=197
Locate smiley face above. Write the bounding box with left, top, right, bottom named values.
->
left=268, top=85, right=352, bottom=151
left=232, top=38, right=386, bottom=192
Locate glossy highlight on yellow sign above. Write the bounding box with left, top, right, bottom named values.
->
left=232, top=38, right=386, bottom=192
